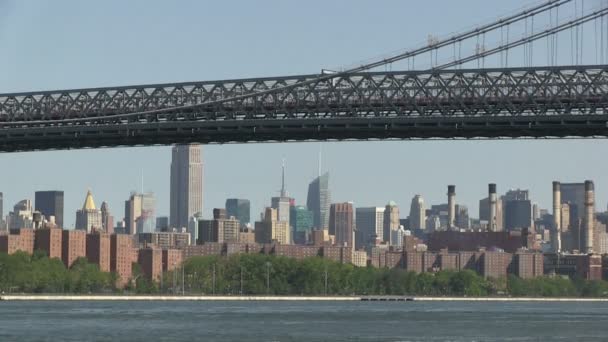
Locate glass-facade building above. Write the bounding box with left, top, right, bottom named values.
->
left=306, top=172, right=331, bottom=230
left=35, top=191, right=64, bottom=228
left=225, top=199, right=250, bottom=228
left=290, top=205, right=314, bottom=244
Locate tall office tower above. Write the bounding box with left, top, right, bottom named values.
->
left=170, top=144, right=203, bottom=231
left=355, top=207, right=385, bottom=249
left=225, top=199, right=251, bottom=228
left=290, top=205, right=314, bottom=245
left=409, top=195, right=426, bottom=231
left=502, top=189, right=529, bottom=201
left=584, top=180, right=595, bottom=254
left=552, top=181, right=562, bottom=253
left=489, top=184, right=498, bottom=232
left=156, top=216, right=169, bottom=232
left=383, top=201, right=400, bottom=244
left=34, top=191, right=64, bottom=228
left=306, top=172, right=331, bottom=230
left=447, top=185, right=456, bottom=230
left=136, top=194, right=156, bottom=235
left=75, top=190, right=102, bottom=232
left=329, top=202, right=354, bottom=247
left=254, top=208, right=290, bottom=244
left=504, top=200, right=532, bottom=231
left=560, top=183, right=585, bottom=223
left=8, top=199, right=34, bottom=230
left=125, top=192, right=156, bottom=235
left=271, top=161, right=291, bottom=224
left=532, top=203, right=540, bottom=221
left=100, top=201, right=114, bottom=234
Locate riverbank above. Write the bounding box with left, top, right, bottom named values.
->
left=2, top=295, right=608, bottom=302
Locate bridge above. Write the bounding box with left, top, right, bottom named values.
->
left=0, top=0, right=607, bottom=152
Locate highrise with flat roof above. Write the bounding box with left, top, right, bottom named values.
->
left=329, top=202, right=354, bottom=247
left=383, top=202, right=400, bottom=244
left=170, top=144, right=203, bottom=231
left=409, top=195, right=426, bottom=231
left=355, top=207, right=384, bottom=249
left=225, top=199, right=250, bottom=228
left=34, top=191, right=64, bottom=228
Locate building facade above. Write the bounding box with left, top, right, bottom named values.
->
left=34, top=191, right=64, bottom=228
left=329, top=202, right=354, bottom=247
left=170, top=144, right=203, bottom=231
left=75, top=190, right=102, bottom=232
left=225, top=199, right=250, bottom=228
left=355, top=207, right=384, bottom=250
left=306, top=172, right=331, bottom=230
left=383, top=202, right=400, bottom=245
left=409, top=195, right=426, bottom=231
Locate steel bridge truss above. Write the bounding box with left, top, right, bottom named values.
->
left=0, top=65, right=607, bottom=152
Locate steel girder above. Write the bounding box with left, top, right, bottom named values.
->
left=0, top=65, right=607, bottom=152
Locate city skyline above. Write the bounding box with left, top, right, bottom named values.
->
left=2, top=140, right=608, bottom=229
left=1, top=0, right=607, bottom=228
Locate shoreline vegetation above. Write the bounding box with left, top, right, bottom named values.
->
left=1, top=252, right=608, bottom=298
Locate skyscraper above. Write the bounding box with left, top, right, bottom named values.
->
left=329, top=202, right=354, bottom=247
left=34, top=191, right=64, bottom=228
left=271, top=160, right=291, bottom=224
left=383, top=201, right=400, bottom=244
left=306, top=172, right=331, bottom=230
left=125, top=192, right=156, bottom=235
left=290, top=205, right=314, bottom=245
left=225, top=199, right=250, bottom=228
left=409, top=195, right=426, bottom=231
left=100, top=201, right=114, bottom=234
left=75, top=190, right=102, bottom=232
left=355, top=207, right=384, bottom=249
left=170, top=144, right=203, bottom=231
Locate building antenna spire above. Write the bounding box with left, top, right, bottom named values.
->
left=141, top=168, right=144, bottom=194
left=281, top=158, right=286, bottom=197
left=318, top=143, right=322, bottom=177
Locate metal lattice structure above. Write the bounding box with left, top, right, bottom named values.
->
left=0, top=65, right=607, bottom=152
left=0, top=0, right=607, bottom=152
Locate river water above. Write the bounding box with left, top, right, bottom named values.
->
left=0, top=300, right=606, bottom=341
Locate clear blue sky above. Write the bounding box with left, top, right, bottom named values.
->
left=0, top=0, right=606, bottom=227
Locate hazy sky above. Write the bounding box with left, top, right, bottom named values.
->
left=0, top=0, right=606, bottom=227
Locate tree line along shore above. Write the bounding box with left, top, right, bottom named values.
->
left=1, top=251, right=608, bottom=297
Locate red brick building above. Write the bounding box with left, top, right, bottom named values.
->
left=480, top=252, right=514, bottom=279
left=110, top=234, right=133, bottom=287
left=428, top=231, right=535, bottom=253
left=138, top=247, right=162, bottom=281
left=0, top=229, right=35, bottom=255
left=86, top=232, right=110, bottom=272
left=34, top=228, right=63, bottom=259
left=513, top=251, right=544, bottom=279
left=162, top=249, right=183, bottom=272
left=61, top=230, right=86, bottom=268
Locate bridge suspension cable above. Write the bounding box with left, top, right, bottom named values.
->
left=430, top=6, right=608, bottom=70
left=0, top=0, right=593, bottom=125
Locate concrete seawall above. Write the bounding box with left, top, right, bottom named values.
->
left=2, top=295, right=608, bottom=302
